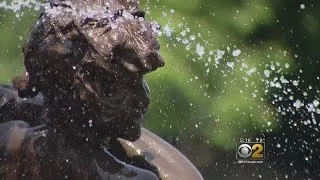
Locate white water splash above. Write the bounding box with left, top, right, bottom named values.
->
left=0, top=0, right=42, bottom=12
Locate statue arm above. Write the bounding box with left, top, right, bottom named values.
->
left=116, top=128, right=204, bottom=180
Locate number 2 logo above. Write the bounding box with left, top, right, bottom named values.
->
left=252, top=144, right=264, bottom=158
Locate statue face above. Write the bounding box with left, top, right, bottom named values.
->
left=69, top=5, right=163, bottom=141
left=77, top=62, right=152, bottom=141
left=18, top=1, right=164, bottom=142
left=103, top=79, right=151, bottom=141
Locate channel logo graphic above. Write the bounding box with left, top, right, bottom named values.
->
left=236, top=142, right=265, bottom=161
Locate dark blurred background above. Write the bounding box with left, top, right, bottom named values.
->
left=1, top=0, right=320, bottom=179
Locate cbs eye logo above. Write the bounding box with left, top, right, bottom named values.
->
left=236, top=142, right=265, bottom=160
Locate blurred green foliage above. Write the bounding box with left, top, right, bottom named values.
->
left=0, top=6, right=37, bottom=82
left=141, top=0, right=294, bottom=148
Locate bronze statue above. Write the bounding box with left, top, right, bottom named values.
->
left=0, top=0, right=203, bottom=179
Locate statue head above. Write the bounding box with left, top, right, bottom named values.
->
left=13, top=0, right=164, bottom=142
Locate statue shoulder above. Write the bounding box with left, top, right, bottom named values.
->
left=0, top=85, right=19, bottom=122
left=0, top=84, right=44, bottom=124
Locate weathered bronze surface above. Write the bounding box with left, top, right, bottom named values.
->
left=0, top=0, right=203, bottom=179
left=1, top=85, right=162, bottom=180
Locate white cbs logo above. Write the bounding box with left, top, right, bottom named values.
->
left=237, top=143, right=264, bottom=159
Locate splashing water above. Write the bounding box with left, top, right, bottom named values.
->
left=0, top=0, right=42, bottom=13
left=138, top=1, right=320, bottom=179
